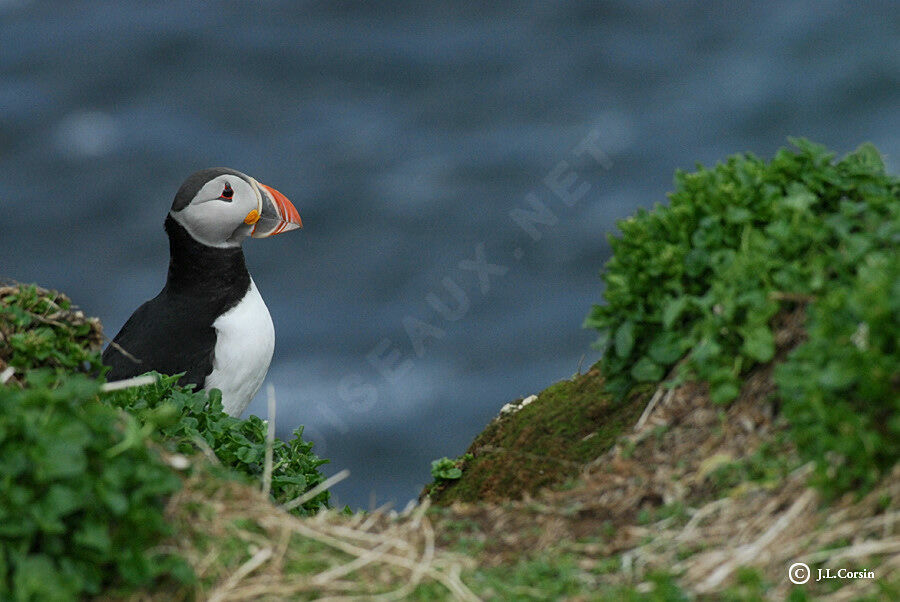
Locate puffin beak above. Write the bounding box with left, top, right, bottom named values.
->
left=250, top=181, right=303, bottom=238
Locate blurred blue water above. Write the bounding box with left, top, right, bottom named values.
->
left=1, top=0, right=897, bottom=508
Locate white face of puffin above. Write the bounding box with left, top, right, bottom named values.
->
left=170, top=169, right=302, bottom=248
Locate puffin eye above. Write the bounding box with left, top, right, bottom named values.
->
left=221, top=183, right=234, bottom=199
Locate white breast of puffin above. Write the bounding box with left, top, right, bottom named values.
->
left=205, top=279, right=275, bottom=417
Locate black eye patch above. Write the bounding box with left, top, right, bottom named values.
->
left=220, top=183, right=234, bottom=200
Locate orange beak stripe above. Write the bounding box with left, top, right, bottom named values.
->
left=261, top=183, right=303, bottom=230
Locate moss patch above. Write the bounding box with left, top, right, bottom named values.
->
left=425, top=366, right=652, bottom=504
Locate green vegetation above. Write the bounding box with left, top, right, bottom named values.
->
left=416, top=140, right=896, bottom=599
left=775, top=250, right=899, bottom=497
left=2, top=139, right=897, bottom=600
left=0, top=284, right=104, bottom=385
left=704, top=439, right=797, bottom=497
left=104, top=374, right=330, bottom=514
left=435, top=556, right=684, bottom=601
left=425, top=368, right=650, bottom=504
left=423, top=452, right=475, bottom=498
left=584, top=139, right=898, bottom=496
left=0, top=283, right=329, bottom=600
left=429, top=453, right=473, bottom=481
left=585, top=139, right=896, bottom=399
left=407, top=550, right=687, bottom=601
left=0, top=372, right=190, bottom=601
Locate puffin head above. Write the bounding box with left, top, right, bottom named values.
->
left=169, top=167, right=302, bottom=248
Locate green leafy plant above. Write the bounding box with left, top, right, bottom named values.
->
left=775, top=251, right=899, bottom=497
left=430, top=453, right=473, bottom=482
left=0, top=372, right=190, bottom=600
left=424, top=453, right=474, bottom=497
left=104, top=374, right=331, bottom=515
left=586, top=139, right=897, bottom=401
left=585, top=139, right=898, bottom=496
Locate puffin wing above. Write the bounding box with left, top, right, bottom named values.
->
left=102, top=291, right=217, bottom=388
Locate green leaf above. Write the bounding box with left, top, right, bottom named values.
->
left=39, top=484, right=82, bottom=522
left=430, top=457, right=466, bottom=481
left=33, top=439, right=88, bottom=482
left=74, top=520, right=112, bottom=554
left=12, top=553, right=75, bottom=601
left=741, top=326, right=775, bottom=362
left=692, top=338, right=722, bottom=364
left=662, top=297, right=689, bottom=329
left=631, top=357, right=664, bottom=382
left=96, top=485, right=129, bottom=516
left=590, top=328, right=611, bottom=351
left=725, top=206, right=753, bottom=224
left=614, top=321, right=635, bottom=359
left=817, top=361, right=857, bottom=391
left=273, top=474, right=308, bottom=487
left=684, top=248, right=709, bottom=277
left=710, top=381, right=740, bottom=404
left=439, top=467, right=462, bottom=479
left=843, top=142, right=884, bottom=172
left=648, top=333, right=684, bottom=364
left=780, top=183, right=817, bottom=212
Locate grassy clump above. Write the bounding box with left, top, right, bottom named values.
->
left=0, top=372, right=190, bottom=600
left=584, top=139, right=898, bottom=496
left=0, top=284, right=104, bottom=384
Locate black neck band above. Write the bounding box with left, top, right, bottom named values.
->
left=163, top=215, right=251, bottom=308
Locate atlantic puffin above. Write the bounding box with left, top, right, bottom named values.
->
left=102, top=167, right=302, bottom=416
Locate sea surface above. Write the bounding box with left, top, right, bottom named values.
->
left=1, top=1, right=897, bottom=508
